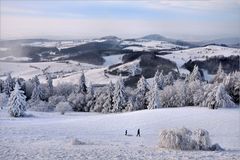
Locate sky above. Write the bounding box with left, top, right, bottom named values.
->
left=0, top=0, right=240, bottom=41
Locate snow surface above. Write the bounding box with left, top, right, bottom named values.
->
left=0, top=107, right=239, bottom=160
left=103, top=54, right=123, bottom=66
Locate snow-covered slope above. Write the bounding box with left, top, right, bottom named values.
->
left=0, top=107, right=239, bottom=159
left=160, top=45, right=240, bottom=67
left=122, top=39, right=188, bottom=51
left=158, top=45, right=240, bottom=76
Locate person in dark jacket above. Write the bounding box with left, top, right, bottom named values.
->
left=125, top=130, right=128, bottom=136
left=136, top=129, right=140, bottom=137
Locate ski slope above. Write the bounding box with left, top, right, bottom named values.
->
left=0, top=107, right=239, bottom=160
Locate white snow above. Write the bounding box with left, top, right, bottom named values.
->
left=0, top=107, right=239, bottom=159
left=103, top=54, right=123, bottom=66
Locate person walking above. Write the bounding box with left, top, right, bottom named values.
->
left=125, top=130, right=128, bottom=136
left=136, top=129, right=141, bottom=137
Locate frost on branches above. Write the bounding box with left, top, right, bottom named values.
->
left=112, top=75, right=127, bottom=112
left=8, top=81, right=27, bottom=117
left=147, top=82, right=161, bottom=109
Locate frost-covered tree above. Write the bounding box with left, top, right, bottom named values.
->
left=56, top=102, right=72, bottom=115
left=8, top=81, right=27, bottom=117
left=130, top=63, right=141, bottom=76
left=92, top=91, right=105, bottom=112
left=30, top=76, right=49, bottom=105
left=154, top=70, right=165, bottom=90
left=78, top=72, right=87, bottom=94
left=164, top=71, right=174, bottom=86
left=102, top=81, right=114, bottom=113
left=85, top=82, right=95, bottom=112
left=160, top=85, right=177, bottom=107
left=212, top=63, right=226, bottom=83
left=175, top=80, right=187, bottom=107
left=3, top=73, right=14, bottom=97
left=201, top=84, right=218, bottom=109
left=135, top=76, right=148, bottom=110
left=30, top=76, right=41, bottom=104
left=46, top=74, right=53, bottom=96
left=112, top=75, right=127, bottom=112
left=55, top=82, right=75, bottom=97
left=185, top=65, right=202, bottom=82
left=186, top=80, right=204, bottom=106
left=223, top=72, right=240, bottom=103
left=68, top=92, right=86, bottom=112
left=216, top=83, right=235, bottom=108
left=147, top=82, right=161, bottom=109
left=125, top=96, right=136, bottom=111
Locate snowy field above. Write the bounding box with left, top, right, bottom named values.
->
left=0, top=107, right=239, bottom=160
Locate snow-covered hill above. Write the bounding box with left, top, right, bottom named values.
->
left=122, top=39, right=188, bottom=51
left=160, top=45, right=240, bottom=67
left=0, top=107, right=239, bottom=160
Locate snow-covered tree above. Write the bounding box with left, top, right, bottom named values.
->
left=112, top=75, right=127, bottom=112
left=8, top=81, right=27, bottom=117
left=135, top=76, right=148, bottom=110
left=154, top=70, right=165, bottom=90
left=46, top=74, right=53, bottom=96
left=212, top=63, right=226, bottom=83
left=55, top=82, right=75, bottom=97
left=164, top=71, right=174, bottom=86
left=30, top=76, right=49, bottom=106
left=68, top=92, right=86, bottom=112
left=201, top=84, right=218, bottom=109
left=0, top=93, right=8, bottom=109
left=3, top=73, right=14, bottom=97
left=130, top=63, right=141, bottom=76
left=92, top=91, right=105, bottom=112
left=175, top=80, right=187, bottom=107
left=56, top=102, right=72, bottom=115
left=125, top=96, right=136, bottom=111
left=102, top=81, right=114, bottom=113
left=78, top=72, right=87, bottom=94
left=185, top=65, right=202, bottom=82
left=223, top=72, right=240, bottom=103
left=216, top=83, right=235, bottom=108
left=160, top=85, right=177, bottom=107
left=147, top=82, right=161, bottom=109
left=85, top=82, right=95, bottom=112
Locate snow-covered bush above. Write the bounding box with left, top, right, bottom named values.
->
left=56, top=102, right=72, bottom=115
left=30, top=101, right=54, bottom=112
left=159, top=128, right=195, bottom=150
left=8, top=81, right=27, bottom=117
left=159, top=128, right=214, bottom=151
left=193, top=129, right=211, bottom=150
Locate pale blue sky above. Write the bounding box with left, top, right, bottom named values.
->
left=1, top=0, right=240, bottom=40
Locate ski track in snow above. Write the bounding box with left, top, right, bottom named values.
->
left=0, top=107, right=240, bottom=160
